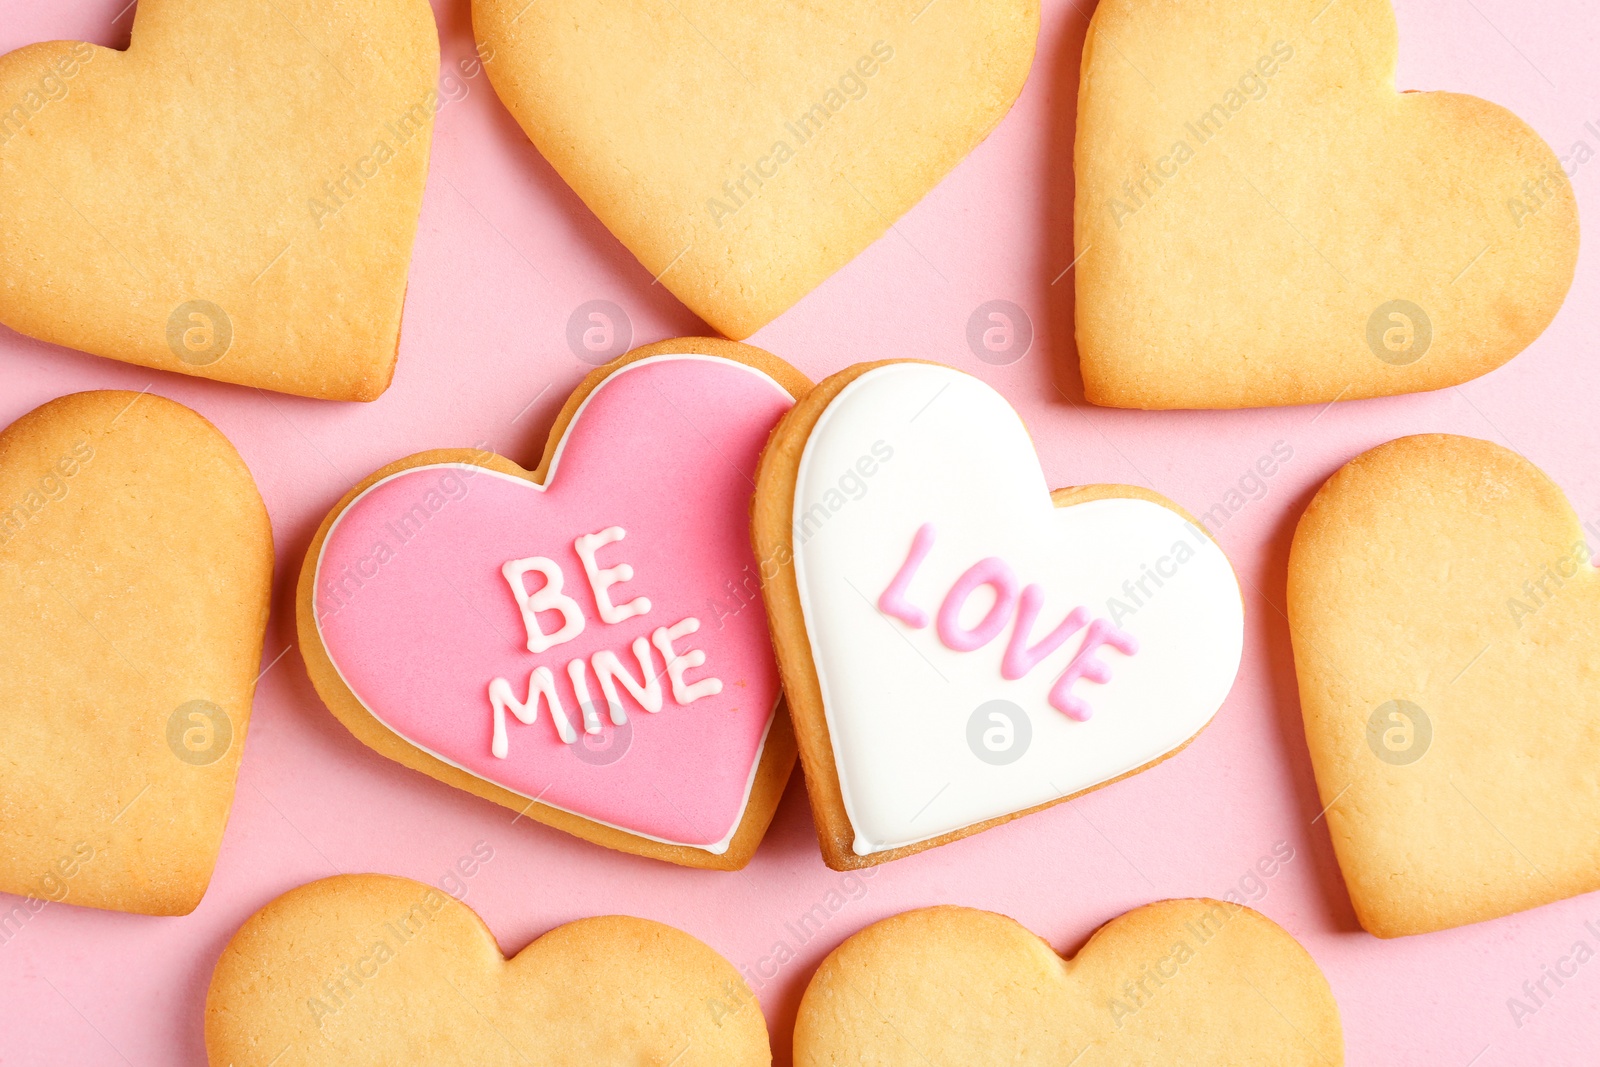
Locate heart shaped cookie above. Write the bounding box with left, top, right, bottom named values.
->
left=1074, top=0, right=1579, bottom=408
left=298, top=339, right=808, bottom=868
left=0, top=0, right=438, bottom=400
left=753, top=362, right=1243, bottom=867
left=794, top=900, right=1343, bottom=1064
left=206, top=874, right=770, bottom=1065
left=1290, top=434, right=1600, bottom=936
left=0, top=391, right=272, bottom=916
left=472, top=0, right=1038, bottom=339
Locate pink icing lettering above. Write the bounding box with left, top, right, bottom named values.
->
left=876, top=522, right=1138, bottom=723
left=937, top=558, right=1020, bottom=653
left=878, top=522, right=936, bottom=628
left=1002, top=585, right=1089, bottom=680
left=1049, top=619, right=1140, bottom=722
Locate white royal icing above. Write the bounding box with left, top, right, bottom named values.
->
left=792, top=363, right=1244, bottom=856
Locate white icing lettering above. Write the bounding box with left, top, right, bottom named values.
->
left=489, top=667, right=575, bottom=754
left=486, top=539, right=729, bottom=757
left=651, top=617, right=723, bottom=704
left=575, top=526, right=652, bottom=624
left=502, top=556, right=585, bottom=653
left=592, top=637, right=664, bottom=723
left=566, top=657, right=604, bottom=734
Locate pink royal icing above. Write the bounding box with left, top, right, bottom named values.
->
left=936, top=557, right=1020, bottom=652
left=1002, top=585, right=1089, bottom=681
left=1049, top=619, right=1140, bottom=722
left=313, top=355, right=793, bottom=852
left=876, top=522, right=936, bottom=628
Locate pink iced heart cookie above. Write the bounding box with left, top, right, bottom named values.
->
left=754, top=361, right=1245, bottom=868
left=297, top=340, right=809, bottom=868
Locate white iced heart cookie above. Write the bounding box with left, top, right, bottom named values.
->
left=754, top=362, right=1244, bottom=867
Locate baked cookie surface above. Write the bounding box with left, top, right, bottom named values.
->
left=0, top=0, right=438, bottom=399
left=0, top=390, right=272, bottom=915
left=206, top=873, right=770, bottom=1066
left=1290, top=434, right=1600, bottom=936
left=794, top=900, right=1343, bottom=1065
left=473, top=0, right=1038, bottom=338
left=1074, top=0, right=1578, bottom=408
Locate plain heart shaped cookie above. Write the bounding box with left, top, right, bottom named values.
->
left=1290, top=434, right=1600, bottom=937
left=793, top=900, right=1343, bottom=1064
left=753, top=361, right=1244, bottom=868
left=1074, top=0, right=1579, bottom=408
left=0, top=0, right=438, bottom=400
left=298, top=339, right=809, bottom=868
left=0, top=391, right=272, bottom=916
left=472, top=0, right=1038, bottom=339
left=205, top=874, right=770, bottom=1065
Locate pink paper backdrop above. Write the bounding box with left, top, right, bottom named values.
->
left=2, top=1, right=1596, bottom=1063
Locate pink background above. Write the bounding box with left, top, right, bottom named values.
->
left=2, top=0, right=1596, bottom=1062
